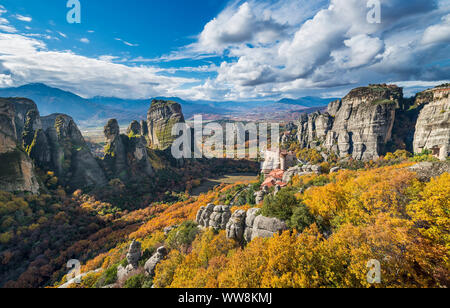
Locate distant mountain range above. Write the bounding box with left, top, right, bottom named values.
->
left=277, top=96, right=339, bottom=107
left=0, top=83, right=335, bottom=128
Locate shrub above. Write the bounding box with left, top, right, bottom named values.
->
left=166, top=221, right=199, bottom=250
left=261, top=189, right=299, bottom=221
left=288, top=204, right=316, bottom=232
left=95, top=264, right=119, bottom=287
left=123, top=273, right=147, bottom=289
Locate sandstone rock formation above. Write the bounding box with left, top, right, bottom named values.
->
left=413, top=85, right=450, bottom=160
left=245, top=214, right=287, bottom=242
left=103, top=119, right=154, bottom=181
left=144, top=246, right=168, bottom=277
left=196, top=204, right=231, bottom=230
left=38, top=113, right=107, bottom=189
left=0, top=99, right=40, bottom=193
left=196, top=204, right=215, bottom=227
left=127, top=120, right=141, bottom=137
left=209, top=205, right=232, bottom=230
left=126, top=240, right=142, bottom=268
left=325, top=85, right=401, bottom=160
left=196, top=206, right=287, bottom=243
left=409, top=161, right=450, bottom=182
left=282, top=165, right=320, bottom=183
left=147, top=100, right=185, bottom=150
left=243, top=208, right=261, bottom=243
left=296, top=85, right=403, bottom=161
left=226, top=210, right=247, bottom=242
left=297, top=112, right=333, bottom=149
left=118, top=240, right=142, bottom=281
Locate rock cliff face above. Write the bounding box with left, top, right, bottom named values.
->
left=0, top=98, right=40, bottom=193
left=297, top=112, right=334, bottom=149
left=147, top=100, right=185, bottom=151
left=297, top=84, right=402, bottom=160
left=325, top=85, right=401, bottom=160
left=197, top=205, right=287, bottom=243
left=413, top=85, right=450, bottom=160
left=103, top=119, right=154, bottom=181
left=37, top=114, right=107, bottom=189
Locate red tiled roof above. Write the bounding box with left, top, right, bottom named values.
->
left=268, top=169, right=284, bottom=180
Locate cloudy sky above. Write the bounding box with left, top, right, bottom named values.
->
left=0, top=0, right=449, bottom=101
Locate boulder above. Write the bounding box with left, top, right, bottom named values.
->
left=254, top=190, right=266, bottom=205
left=144, top=246, right=168, bottom=277
left=164, top=225, right=179, bottom=235
left=251, top=215, right=287, bottom=240
left=196, top=203, right=215, bottom=227
left=126, top=240, right=142, bottom=268
left=209, top=205, right=232, bottom=230
left=409, top=162, right=450, bottom=182
left=226, top=210, right=247, bottom=242
left=330, top=167, right=341, bottom=173
left=243, top=208, right=261, bottom=243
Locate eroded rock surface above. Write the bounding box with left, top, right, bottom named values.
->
left=196, top=206, right=287, bottom=243
left=103, top=119, right=153, bottom=181
left=144, top=246, right=168, bottom=277
left=413, top=86, right=450, bottom=160
left=147, top=100, right=185, bottom=150
left=40, top=114, right=107, bottom=189
left=0, top=99, right=40, bottom=193
left=226, top=210, right=247, bottom=242
left=325, top=85, right=401, bottom=160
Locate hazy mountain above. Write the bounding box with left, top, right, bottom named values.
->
left=0, top=84, right=145, bottom=127
left=0, top=83, right=336, bottom=128
left=277, top=96, right=338, bottom=108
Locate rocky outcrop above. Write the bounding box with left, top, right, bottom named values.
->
left=196, top=204, right=231, bottom=230
left=147, top=100, right=185, bottom=150
left=409, top=162, right=450, bottom=182
left=104, top=119, right=128, bottom=180
left=196, top=206, right=287, bottom=243
left=226, top=210, right=247, bottom=242
left=245, top=214, right=287, bottom=242
left=126, top=240, right=142, bottom=268
left=297, top=112, right=333, bottom=149
left=413, top=86, right=450, bottom=160
left=1, top=97, right=107, bottom=192
left=282, top=164, right=321, bottom=183
left=118, top=240, right=142, bottom=281
left=196, top=204, right=215, bottom=227
left=103, top=119, right=154, bottom=181
left=144, top=246, right=168, bottom=277
left=38, top=114, right=107, bottom=189
left=296, top=85, right=402, bottom=160
left=0, top=98, right=40, bottom=193
left=127, top=121, right=141, bottom=136
left=243, top=208, right=260, bottom=243
left=324, top=85, right=401, bottom=160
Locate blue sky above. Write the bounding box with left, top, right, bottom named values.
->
left=0, top=0, right=449, bottom=101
